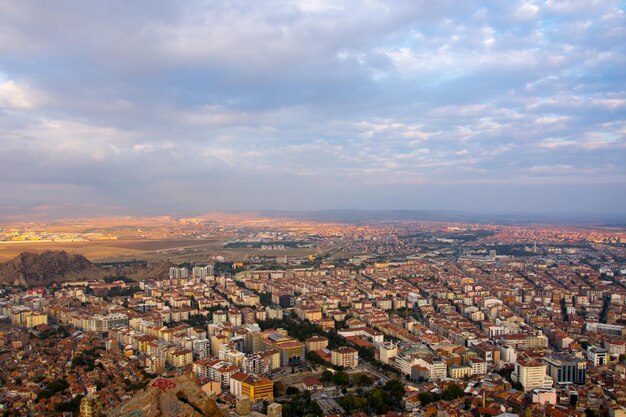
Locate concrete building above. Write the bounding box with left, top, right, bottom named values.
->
left=192, top=265, right=214, bottom=279
left=305, top=336, right=329, bottom=353
left=411, top=357, right=447, bottom=381
left=331, top=347, right=359, bottom=369
left=543, top=353, right=587, bottom=386
left=80, top=394, right=102, bottom=417
left=499, top=345, right=517, bottom=365
left=512, top=360, right=553, bottom=392
left=241, top=374, right=274, bottom=402
left=377, top=342, right=398, bottom=365
left=587, top=346, right=609, bottom=367
left=470, top=358, right=488, bottom=375
left=448, top=365, right=473, bottom=379
left=169, top=267, right=189, bottom=279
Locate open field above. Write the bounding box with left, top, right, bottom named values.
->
left=0, top=237, right=320, bottom=263
left=0, top=238, right=222, bottom=262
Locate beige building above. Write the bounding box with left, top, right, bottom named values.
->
left=305, top=336, right=329, bottom=352
left=25, top=312, right=48, bottom=327
left=331, top=347, right=359, bottom=369
left=377, top=342, right=398, bottom=365
left=512, top=360, right=553, bottom=392
left=448, top=365, right=473, bottom=379
left=167, top=348, right=193, bottom=368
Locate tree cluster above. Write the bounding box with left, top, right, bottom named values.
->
left=279, top=390, right=323, bottom=417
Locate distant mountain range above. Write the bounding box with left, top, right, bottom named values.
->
left=253, top=209, right=626, bottom=226
left=1, top=205, right=624, bottom=226
left=0, top=251, right=174, bottom=287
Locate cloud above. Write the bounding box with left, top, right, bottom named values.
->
left=0, top=75, right=44, bottom=109
left=0, top=0, right=624, bottom=215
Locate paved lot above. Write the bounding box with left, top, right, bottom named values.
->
left=316, top=398, right=345, bottom=416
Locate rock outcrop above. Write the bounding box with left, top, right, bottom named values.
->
left=0, top=251, right=103, bottom=287
left=107, top=374, right=224, bottom=417
left=0, top=251, right=176, bottom=287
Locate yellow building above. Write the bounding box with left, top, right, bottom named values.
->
left=167, top=348, right=193, bottom=368
left=448, top=365, right=473, bottom=379
left=241, top=374, right=274, bottom=402
left=25, top=312, right=48, bottom=328
left=295, top=306, right=322, bottom=322
left=260, top=331, right=305, bottom=366
left=133, top=335, right=155, bottom=354
left=80, top=393, right=102, bottom=417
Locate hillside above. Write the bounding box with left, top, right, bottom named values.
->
left=107, top=374, right=225, bottom=417
left=0, top=251, right=176, bottom=287
left=0, top=251, right=105, bottom=287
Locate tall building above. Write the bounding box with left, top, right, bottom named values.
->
left=80, top=394, right=102, bottom=417
left=377, top=342, right=398, bottom=365
left=169, top=267, right=189, bottom=279
left=241, top=374, right=274, bottom=402
left=499, top=345, right=517, bottom=365
left=259, top=331, right=305, bottom=366
left=305, top=336, right=328, bottom=352
left=587, top=346, right=608, bottom=367
left=331, top=347, right=359, bottom=369
left=411, top=356, right=447, bottom=381
left=543, top=353, right=587, bottom=386
left=512, top=360, right=553, bottom=392
left=192, top=265, right=214, bottom=279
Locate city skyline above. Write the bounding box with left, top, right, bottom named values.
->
left=0, top=1, right=625, bottom=217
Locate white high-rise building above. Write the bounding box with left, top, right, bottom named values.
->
left=499, top=345, right=518, bottom=365
left=169, top=267, right=189, bottom=279
left=192, top=265, right=214, bottom=279
left=512, top=360, right=553, bottom=392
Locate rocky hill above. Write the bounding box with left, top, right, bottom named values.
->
left=0, top=251, right=105, bottom=287
left=0, top=251, right=176, bottom=287
left=108, top=374, right=225, bottom=417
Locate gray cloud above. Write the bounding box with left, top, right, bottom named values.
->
left=0, top=0, right=624, bottom=216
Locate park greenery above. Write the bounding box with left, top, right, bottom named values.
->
left=418, top=384, right=464, bottom=406
left=278, top=389, right=323, bottom=417
left=337, top=379, right=405, bottom=414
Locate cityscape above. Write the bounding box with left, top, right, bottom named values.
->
left=1, top=0, right=625, bottom=416
left=0, top=215, right=625, bottom=417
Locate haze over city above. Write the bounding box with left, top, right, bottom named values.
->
left=0, top=0, right=624, bottom=218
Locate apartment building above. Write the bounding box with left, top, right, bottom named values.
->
left=512, top=360, right=553, bottom=392
left=331, top=347, right=359, bottom=369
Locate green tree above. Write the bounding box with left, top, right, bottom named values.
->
left=384, top=379, right=405, bottom=402
left=320, top=370, right=333, bottom=383
left=333, top=371, right=350, bottom=386
left=441, top=384, right=463, bottom=401
left=418, top=391, right=435, bottom=406
left=307, top=351, right=327, bottom=366
left=369, top=388, right=393, bottom=414
left=352, top=373, right=374, bottom=387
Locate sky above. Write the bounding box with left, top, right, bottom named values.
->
left=0, top=0, right=625, bottom=218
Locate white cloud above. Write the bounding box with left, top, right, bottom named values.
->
left=0, top=78, right=41, bottom=109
